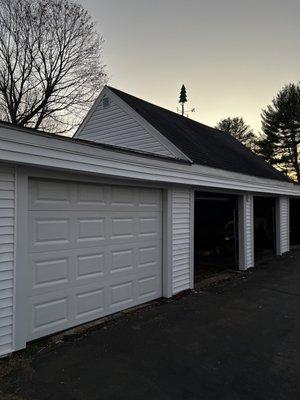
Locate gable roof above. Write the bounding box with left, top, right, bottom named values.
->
left=108, top=86, right=290, bottom=183
left=74, top=86, right=189, bottom=161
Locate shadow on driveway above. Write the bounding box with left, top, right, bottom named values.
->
left=1, top=250, right=300, bottom=400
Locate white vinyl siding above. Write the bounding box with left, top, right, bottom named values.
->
left=76, top=96, right=175, bottom=157
left=276, top=196, right=290, bottom=255
left=0, top=165, right=15, bottom=356
left=171, top=188, right=193, bottom=294
left=239, top=194, right=254, bottom=270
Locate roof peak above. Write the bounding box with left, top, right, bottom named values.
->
left=107, top=85, right=209, bottom=126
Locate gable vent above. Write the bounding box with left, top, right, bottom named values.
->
left=102, top=96, right=110, bottom=109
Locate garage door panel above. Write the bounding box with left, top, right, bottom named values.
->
left=30, top=292, right=71, bottom=338
left=29, top=241, right=161, bottom=295
left=107, top=241, right=160, bottom=276
left=110, top=186, right=136, bottom=208
left=138, top=216, right=161, bottom=239
left=29, top=269, right=161, bottom=340
left=137, top=275, right=160, bottom=300
left=29, top=214, right=72, bottom=252
left=109, top=212, right=161, bottom=243
left=29, top=180, right=109, bottom=211
left=109, top=280, right=135, bottom=309
left=76, top=183, right=107, bottom=207
left=138, top=188, right=162, bottom=210
left=31, top=256, right=70, bottom=290
left=29, top=180, right=161, bottom=212
left=76, top=216, right=106, bottom=245
left=30, top=252, right=104, bottom=296
left=30, top=253, right=73, bottom=296
left=30, top=284, right=107, bottom=339
left=27, top=179, right=162, bottom=341
left=109, top=247, right=135, bottom=275
left=75, top=286, right=105, bottom=320
left=137, top=245, right=160, bottom=270
left=29, top=180, right=73, bottom=209
left=110, top=216, right=135, bottom=240
left=29, top=211, right=161, bottom=253
left=76, top=252, right=105, bottom=280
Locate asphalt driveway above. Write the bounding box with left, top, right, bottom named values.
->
left=1, top=250, right=300, bottom=400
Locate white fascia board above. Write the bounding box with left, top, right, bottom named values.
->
left=73, top=88, right=107, bottom=138
left=0, top=125, right=300, bottom=197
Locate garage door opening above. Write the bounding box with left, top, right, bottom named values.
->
left=290, top=198, right=300, bottom=248
left=26, top=178, right=163, bottom=342
left=194, top=192, right=239, bottom=283
left=254, top=196, right=276, bottom=260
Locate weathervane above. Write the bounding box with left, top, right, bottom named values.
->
left=177, top=84, right=195, bottom=117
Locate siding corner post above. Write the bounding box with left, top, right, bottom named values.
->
left=189, top=189, right=195, bottom=290
left=276, top=196, right=290, bottom=256
left=13, top=168, right=28, bottom=352
left=0, top=164, right=16, bottom=357
left=238, top=193, right=254, bottom=270
left=162, top=188, right=173, bottom=298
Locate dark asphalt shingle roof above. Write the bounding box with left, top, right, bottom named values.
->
left=108, top=86, right=290, bottom=182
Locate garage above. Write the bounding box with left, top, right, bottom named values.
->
left=254, top=196, right=276, bottom=260
left=27, top=178, right=162, bottom=341
left=290, top=198, right=300, bottom=248
left=194, top=192, right=239, bottom=282
left=0, top=113, right=299, bottom=358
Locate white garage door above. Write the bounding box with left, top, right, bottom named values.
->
left=27, top=179, right=162, bottom=341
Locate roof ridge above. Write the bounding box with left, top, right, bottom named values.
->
left=107, top=85, right=218, bottom=132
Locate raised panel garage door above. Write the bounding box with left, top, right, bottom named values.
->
left=27, top=179, right=162, bottom=341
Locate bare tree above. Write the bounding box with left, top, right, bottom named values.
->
left=0, top=0, right=106, bottom=133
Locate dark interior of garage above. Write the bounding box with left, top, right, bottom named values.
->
left=290, top=198, right=300, bottom=247
left=254, top=196, right=276, bottom=260
left=194, top=192, right=239, bottom=282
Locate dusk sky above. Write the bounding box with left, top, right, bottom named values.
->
left=83, top=0, right=300, bottom=133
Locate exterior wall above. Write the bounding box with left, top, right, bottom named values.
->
left=0, top=162, right=292, bottom=357
left=276, top=196, right=290, bottom=255
left=76, top=94, right=175, bottom=157
left=171, top=188, right=194, bottom=294
left=0, top=165, right=15, bottom=357
left=239, top=194, right=254, bottom=270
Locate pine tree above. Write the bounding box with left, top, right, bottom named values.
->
left=179, top=85, right=187, bottom=103
left=179, top=85, right=187, bottom=116
left=215, top=117, right=256, bottom=150
left=257, top=83, right=300, bottom=182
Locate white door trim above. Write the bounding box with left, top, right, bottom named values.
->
left=14, top=168, right=29, bottom=351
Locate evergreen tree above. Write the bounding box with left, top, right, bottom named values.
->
left=216, top=117, right=256, bottom=150
left=257, top=83, right=300, bottom=182
left=179, top=85, right=187, bottom=103
left=179, top=85, right=187, bottom=116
